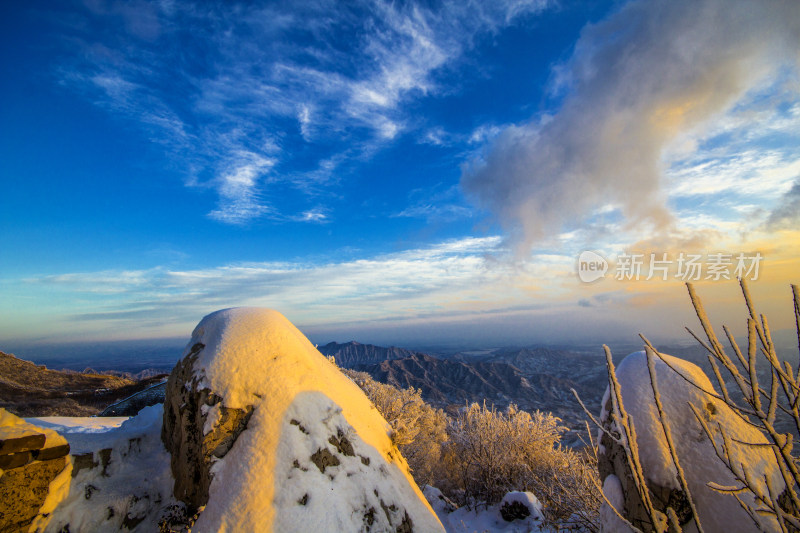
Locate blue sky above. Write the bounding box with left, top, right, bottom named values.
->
left=1, top=0, right=799, bottom=350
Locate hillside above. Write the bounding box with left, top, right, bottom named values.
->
left=0, top=350, right=167, bottom=416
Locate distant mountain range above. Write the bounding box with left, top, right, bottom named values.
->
left=321, top=341, right=608, bottom=441
left=6, top=336, right=797, bottom=448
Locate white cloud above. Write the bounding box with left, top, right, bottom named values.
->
left=393, top=184, right=473, bottom=222
left=293, top=208, right=329, bottom=223
left=297, top=104, right=312, bottom=141
left=462, top=0, right=800, bottom=253
left=668, top=151, right=800, bottom=199
left=20, top=237, right=535, bottom=336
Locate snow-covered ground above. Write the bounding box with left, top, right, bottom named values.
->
left=26, top=407, right=552, bottom=532
left=29, top=405, right=179, bottom=532
left=425, top=486, right=547, bottom=533
left=26, top=415, right=129, bottom=453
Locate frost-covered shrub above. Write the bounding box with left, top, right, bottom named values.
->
left=442, top=403, right=564, bottom=506
left=526, top=443, right=601, bottom=530
left=343, top=369, right=448, bottom=487
left=439, top=402, right=600, bottom=528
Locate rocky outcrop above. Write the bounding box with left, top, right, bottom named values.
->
left=161, top=343, right=253, bottom=511
left=0, top=409, right=72, bottom=533
left=161, top=307, right=444, bottom=532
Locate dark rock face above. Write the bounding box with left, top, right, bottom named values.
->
left=500, top=500, right=531, bottom=522
left=161, top=343, right=253, bottom=511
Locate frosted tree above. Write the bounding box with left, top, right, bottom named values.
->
left=441, top=402, right=600, bottom=528
left=342, top=369, right=448, bottom=487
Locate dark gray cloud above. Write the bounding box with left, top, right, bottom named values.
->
left=766, top=178, right=800, bottom=230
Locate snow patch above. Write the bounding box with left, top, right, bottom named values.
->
left=600, top=474, right=630, bottom=532
left=201, top=404, right=221, bottom=435
left=499, top=491, right=543, bottom=522
left=434, top=491, right=546, bottom=533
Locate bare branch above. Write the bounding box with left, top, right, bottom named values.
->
left=645, top=347, right=705, bottom=533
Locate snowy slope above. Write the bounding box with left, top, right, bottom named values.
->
left=182, top=307, right=444, bottom=532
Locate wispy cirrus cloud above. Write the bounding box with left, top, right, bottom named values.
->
left=393, top=184, right=473, bottom=222
left=13, top=236, right=565, bottom=340
left=56, top=0, right=553, bottom=224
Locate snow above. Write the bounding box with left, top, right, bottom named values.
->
left=201, top=403, right=221, bottom=435
left=423, top=485, right=457, bottom=516
left=25, top=415, right=128, bottom=454
left=1, top=408, right=68, bottom=450
left=184, top=307, right=444, bottom=532
left=600, top=474, right=630, bottom=533
left=604, top=348, right=782, bottom=532
left=430, top=491, right=545, bottom=533
left=26, top=416, right=129, bottom=432
left=43, top=405, right=178, bottom=532
left=499, top=492, right=543, bottom=520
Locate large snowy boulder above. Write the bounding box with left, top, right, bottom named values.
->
left=162, top=307, right=444, bottom=532
left=598, top=349, right=783, bottom=532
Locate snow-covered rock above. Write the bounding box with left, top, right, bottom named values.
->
left=432, top=490, right=545, bottom=533
left=499, top=492, right=543, bottom=523
left=598, top=349, right=783, bottom=532
left=162, top=307, right=444, bottom=532
left=424, top=485, right=458, bottom=515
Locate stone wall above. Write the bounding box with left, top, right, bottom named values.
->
left=0, top=409, right=71, bottom=533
